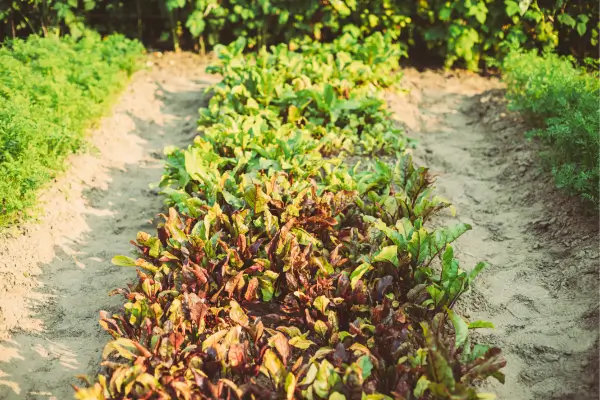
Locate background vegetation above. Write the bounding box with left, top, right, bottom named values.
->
left=1, top=0, right=598, bottom=70
left=0, top=31, right=143, bottom=225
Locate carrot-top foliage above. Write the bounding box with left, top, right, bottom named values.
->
left=502, top=50, right=600, bottom=206
left=75, top=33, right=505, bottom=399
left=0, top=31, right=143, bottom=226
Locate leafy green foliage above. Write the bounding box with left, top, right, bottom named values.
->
left=502, top=50, right=600, bottom=205
left=76, top=34, right=504, bottom=399
left=1, top=1, right=597, bottom=70
left=410, top=0, right=598, bottom=70
left=0, top=0, right=89, bottom=38
left=0, top=31, right=143, bottom=226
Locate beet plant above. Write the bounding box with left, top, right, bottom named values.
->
left=76, top=33, right=504, bottom=399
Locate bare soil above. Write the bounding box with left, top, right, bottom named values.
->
left=389, top=69, right=599, bottom=400
left=0, top=53, right=218, bottom=399
left=0, top=60, right=597, bottom=400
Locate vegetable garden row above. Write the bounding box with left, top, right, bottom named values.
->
left=0, top=32, right=142, bottom=226
left=74, top=33, right=505, bottom=399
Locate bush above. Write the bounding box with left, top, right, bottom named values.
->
left=0, top=31, right=143, bottom=226
left=1, top=1, right=598, bottom=70
left=502, top=50, right=600, bottom=205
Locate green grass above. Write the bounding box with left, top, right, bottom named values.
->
left=502, top=50, right=600, bottom=206
left=0, top=31, right=143, bottom=226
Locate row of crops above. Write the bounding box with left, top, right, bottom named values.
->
left=0, top=32, right=142, bottom=226
left=75, top=33, right=505, bottom=399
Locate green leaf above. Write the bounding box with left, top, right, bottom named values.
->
left=467, top=261, right=488, bottom=285
left=165, top=0, right=186, bottom=10
left=467, top=3, right=488, bottom=24
left=441, top=245, right=459, bottom=281
left=439, top=6, right=453, bottom=21
left=413, top=375, right=431, bottom=397
left=505, top=1, right=520, bottom=17
left=313, top=360, right=336, bottom=398
left=285, top=372, right=297, bottom=400
left=323, top=84, right=336, bottom=108
left=350, top=262, right=373, bottom=289
left=102, top=338, right=140, bottom=360
left=557, top=13, right=576, bottom=28
left=468, top=320, right=495, bottom=329
left=578, top=14, right=590, bottom=24
left=429, top=348, right=455, bottom=390
left=300, top=363, right=319, bottom=386
left=244, top=185, right=271, bottom=214
left=356, top=355, right=373, bottom=380
left=447, top=308, right=469, bottom=348
left=428, top=223, right=471, bottom=257
left=492, top=371, right=506, bottom=384
left=186, top=11, right=206, bottom=37
left=111, top=255, right=136, bottom=267
left=471, top=344, right=491, bottom=359
left=372, top=245, right=399, bottom=267
left=277, top=326, right=302, bottom=337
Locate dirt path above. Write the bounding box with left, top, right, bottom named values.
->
left=0, top=53, right=217, bottom=399
left=389, top=69, right=599, bottom=400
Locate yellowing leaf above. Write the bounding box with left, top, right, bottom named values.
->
left=313, top=295, right=330, bottom=315
left=289, top=336, right=315, bottom=349
left=314, top=320, right=328, bottom=338
left=202, top=330, right=228, bottom=351
left=229, top=300, right=249, bottom=327
left=261, top=349, right=285, bottom=388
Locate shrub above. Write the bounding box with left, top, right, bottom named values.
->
left=0, top=31, right=143, bottom=226
left=502, top=50, right=600, bottom=205
left=1, top=1, right=598, bottom=70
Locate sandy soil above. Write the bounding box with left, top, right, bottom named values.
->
left=389, top=69, right=599, bottom=400
left=0, top=52, right=218, bottom=399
